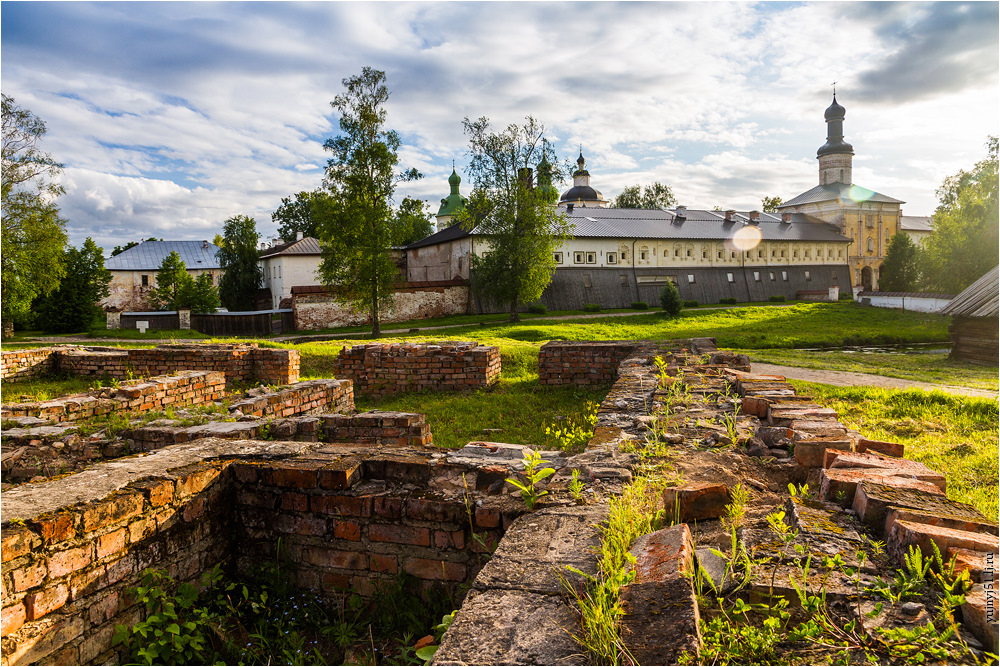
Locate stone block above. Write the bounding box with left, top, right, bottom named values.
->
left=947, top=548, right=998, bottom=584
left=788, top=419, right=848, bottom=438
left=888, top=519, right=1000, bottom=563
left=1, top=602, right=26, bottom=637
left=629, top=524, right=694, bottom=583
left=856, top=437, right=904, bottom=458
left=824, top=451, right=946, bottom=491
left=884, top=507, right=999, bottom=537
left=853, top=481, right=985, bottom=533
left=793, top=440, right=851, bottom=468
left=820, top=468, right=945, bottom=507
left=318, top=458, right=362, bottom=490
left=663, top=482, right=730, bottom=522
left=620, top=575, right=701, bottom=666
left=962, top=585, right=999, bottom=654
left=768, top=406, right=839, bottom=426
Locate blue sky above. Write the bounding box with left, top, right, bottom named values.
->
left=2, top=1, right=997, bottom=254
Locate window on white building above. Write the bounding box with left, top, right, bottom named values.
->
left=574, top=251, right=584, bottom=264
left=553, top=252, right=563, bottom=264
left=607, top=252, right=616, bottom=265
left=586, top=252, right=597, bottom=264
left=782, top=271, right=788, bottom=281
left=727, top=272, right=735, bottom=283
left=753, top=271, right=761, bottom=281
left=687, top=274, right=696, bottom=284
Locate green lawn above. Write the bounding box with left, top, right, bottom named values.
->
left=740, top=347, right=998, bottom=391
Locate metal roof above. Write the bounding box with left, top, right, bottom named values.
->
left=779, top=183, right=904, bottom=208
left=940, top=266, right=999, bottom=318
left=105, top=240, right=222, bottom=271
left=562, top=208, right=851, bottom=243
left=259, top=237, right=322, bottom=258
left=900, top=216, right=934, bottom=233
left=405, top=222, right=472, bottom=250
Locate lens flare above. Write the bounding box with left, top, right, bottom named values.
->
left=849, top=185, right=875, bottom=203
left=732, top=225, right=763, bottom=251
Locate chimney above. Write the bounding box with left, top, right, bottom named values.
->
left=567, top=203, right=574, bottom=213
left=675, top=205, right=687, bottom=220
left=724, top=210, right=736, bottom=222
left=202, top=240, right=208, bottom=249
left=296, top=231, right=303, bottom=241
left=260, top=242, right=267, bottom=250
left=748, top=210, right=760, bottom=224
left=781, top=212, right=792, bottom=223
left=272, top=238, right=280, bottom=247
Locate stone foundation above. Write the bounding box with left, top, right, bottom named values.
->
left=334, top=342, right=500, bottom=397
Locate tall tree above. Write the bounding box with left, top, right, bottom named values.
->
left=460, top=116, right=571, bottom=322
left=217, top=214, right=263, bottom=311
left=611, top=182, right=677, bottom=209
left=272, top=189, right=333, bottom=242
left=393, top=196, right=434, bottom=246
left=36, top=238, right=112, bottom=333
left=922, top=137, right=998, bottom=293
left=148, top=251, right=220, bottom=312
left=1, top=94, right=68, bottom=329
left=316, top=67, right=419, bottom=337
left=879, top=232, right=921, bottom=292
left=761, top=195, right=783, bottom=213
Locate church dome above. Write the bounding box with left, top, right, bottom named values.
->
left=558, top=150, right=608, bottom=207
left=824, top=95, right=846, bottom=121
left=560, top=184, right=605, bottom=204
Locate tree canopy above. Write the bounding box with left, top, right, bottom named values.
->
left=393, top=196, right=434, bottom=246
left=878, top=232, right=920, bottom=292
left=459, top=115, right=571, bottom=322
left=1, top=94, right=68, bottom=326
left=272, top=190, right=333, bottom=242
left=148, top=251, right=220, bottom=313
left=36, top=238, right=112, bottom=333
left=761, top=195, right=783, bottom=213
left=217, top=214, right=263, bottom=311
left=611, top=182, right=677, bottom=209
left=921, top=137, right=998, bottom=293
left=316, top=67, right=419, bottom=336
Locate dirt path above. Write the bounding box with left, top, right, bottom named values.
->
left=751, top=362, right=998, bottom=399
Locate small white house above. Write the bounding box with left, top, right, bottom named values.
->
left=103, top=240, right=222, bottom=311
left=259, top=234, right=323, bottom=308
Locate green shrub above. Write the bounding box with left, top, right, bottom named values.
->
left=527, top=303, right=547, bottom=314
left=659, top=282, right=682, bottom=317
left=582, top=304, right=602, bottom=313
left=630, top=301, right=648, bottom=310
left=719, top=297, right=738, bottom=305
left=682, top=300, right=699, bottom=308
left=839, top=291, right=854, bottom=300
left=768, top=295, right=786, bottom=302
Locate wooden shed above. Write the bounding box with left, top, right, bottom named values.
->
left=939, top=266, right=999, bottom=366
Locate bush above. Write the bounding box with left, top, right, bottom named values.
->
left=768, top=295, right=786, bottom=302
left=527, top=304, right=547, bottom=314
left=683, top=300, right=699, bottom=308
left=583, top=304, right=602, bottom=313
left=659, top=282, right=682, bottom=317
left=839, top=291, right=854, bottom=300
left=630, top=301, right=648, bottom=310
left=719, top=297, right=738, bottom=305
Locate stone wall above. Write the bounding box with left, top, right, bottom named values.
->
left=1, top=371, right=226, bottom=424
left=334, top=342, right=500, bottom=397
left=537, top=338, right=723, bottom=386
left=292, top=281, right=469, bottom=331
left=1, top=344, right=299, bottom=386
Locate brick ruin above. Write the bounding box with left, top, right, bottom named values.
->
left=1, top=340, right=997, bottom=665
left=334, top=341, right=500, bottom=396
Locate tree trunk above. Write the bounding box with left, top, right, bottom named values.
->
left=371, top=265, right=381, bottom=338
left=509, top=297, right=520, bottom=323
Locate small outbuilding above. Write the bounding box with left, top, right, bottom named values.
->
left=939, top=266, right=999, bottom=366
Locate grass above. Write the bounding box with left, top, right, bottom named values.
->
left=792, top=381, right=999, bottom=519
left=740, top=348, right=998, bottom=391
left=1, top=375, right=96, bottom=403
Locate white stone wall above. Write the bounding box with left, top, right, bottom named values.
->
left=860, top=293, right=953, bottom=313
left=293, top=283, right=469, bottom=330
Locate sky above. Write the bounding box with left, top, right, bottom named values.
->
left=2, top=1, right=998, bottom=255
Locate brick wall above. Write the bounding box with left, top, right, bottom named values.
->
left=0, top=461, right=234, bottom=665
left=228, top=379, right=353, bottom=418
left=4, top=344, right=300, bottom=387
left=0, top=349, right=59, bottom=381
left=334, top=342, right=500, bottom=397
left=1, top=371, right=226, bottom=423
left=537, top=339, right=721, bottom=386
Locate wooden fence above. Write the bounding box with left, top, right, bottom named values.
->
left=121, top=312, right=181, bottom=330
left=121, top=310, right=295, bottom=336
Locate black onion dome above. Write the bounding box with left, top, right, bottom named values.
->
left=824, top=95, right=846, bottom=121
left=560, top=185, right=604, bottom=203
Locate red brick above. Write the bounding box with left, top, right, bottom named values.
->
left=47, top=545, right=92, bottom=578
left=131, top=479, right=175, bottom=507
left=888, top=520, right=999, bottom=562
left=12, top=560, right=47, bottom=591
left=333, top=520, right=361, bottom=541
left=81, top=492, right=144, bottom=532
left=370, top=554, right=397, bottom=573
left=820, top=469, right=944, bottom=507
left=320, top=572, right=351, bottom=592
left=793, top=440, right=852, bottom=468
left=88, top=591, right=119, bottom=625
left=281, top=492, right=309, bottom=512
left=962, top=585, right=999, bottom=653
left=96, top=528, right=127, bottom=560
left=882, top=507, right=999, bottom=537
left=182, top=496, right=207, bottom=522
left=25, top=583, right=69, bottom=619
left=369, top=524, right=430, bottom=546
left=630, top=524, right=694, bottom=583
left=1, top=525, right=36, bottom=562
left=30, top=513, right=75, bottom=545
left=265, top=465, right=318, bottom=489
left=306, top=548, right=367, bottom=570
left=824, top=452, right=946, bottom=491
left=310, top=495, right=372, bottom=517
left=174, top=464, right=221, bottom=497
left=948, top=548, right=997, bottom=583
left=857, top=437, right=904, bottom=458
left=475, top=506, right=501, bottom=528
left=403, top=557, right=466, bottom=581
left=1, top=602, right=26, bottom=637
left=128, top=517, right=157, bottom=543
left=406, top=498, right=465, bottom=523
left=434, top=530, right=465, bottom=550
left=318, top=459, right=362, bottom=490
left=663, top=482, right=730, bottom=522
left=374, top=496, right=403, bottom=519
left=69, top=565, right=106, bottom=600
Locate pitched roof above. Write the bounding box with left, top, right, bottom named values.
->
left=259, top=236, right=322, bottom=258
left=405, top=222, right=472, bottom=250
left=900, top=216, right=933, bottom=233
left=563, top=207, right=850, bottom=243
left=778, top=183, right=904, bottom=208
left=940, top=266, right=999, bottom=318
left=105, top=240, right=221, bottom=271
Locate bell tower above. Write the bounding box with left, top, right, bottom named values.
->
left=817, top=95, right=854, bottom=186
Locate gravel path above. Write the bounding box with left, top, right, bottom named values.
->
left=751, top=362, right=998, bottom=399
